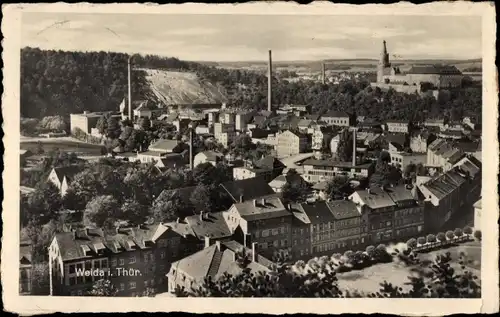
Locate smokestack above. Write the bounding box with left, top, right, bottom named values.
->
left=128, top=56, right=132, bottom=121
left=189, top=125, right=194, bottom=170
left=268, top=50, right=272, bottom=112
left=322, top=62, right=326, bottom=84
left=352, top=128, right=357, bottom=167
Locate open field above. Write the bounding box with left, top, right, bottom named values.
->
left=21, top=137, right=105, bottom=156
left=337, top=241, right=481, bottom=295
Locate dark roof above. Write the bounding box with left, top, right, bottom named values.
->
left=149, top=139, right=181, bottom=152
left=220, top=177, right=277, bottom=202
left=198, top=151, right=223, bottom=161
left=387, top=120, right=409, bottom=124
left=52, top=165, right=85, bottom=183
left=325, top=200, right=360, bottom=220
left=302, top=158, right=372, bottom=169
left=385, top=133, right=408, bottom=147
left=352, top=187, right=397, bottom=209
left=385, top=185, right=417, bottom=205
left=232, top=196, right=291, bottom=222
left=453, top=141, right=481, bottom=153
left=184, top=212, right=232, bottom=240
left=305, top=114, right=321, bottom=121
left=297, top=202, right=334, bottom=224
left=255, top=155, right=286, bottom=170
left=53, top=223, right=173, bottom=261
left=170, top=241, right=270, bottom=281
left=422, top=168, right=466, bottom=200
left=407, top=65, right=462, bottom=75
left=322, top=111, right=349, bottom=118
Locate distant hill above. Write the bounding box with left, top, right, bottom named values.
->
left=141, top=68, right=228, bottom=105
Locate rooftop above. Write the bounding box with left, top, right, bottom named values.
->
left=52, top=165, right=86, bottom=183
left=232, top=196, right=291, bottom=222
left=220, top=177, right=277, bottom=203
left=407, top=65, right=462, bottom=75
left=184, top=212, right=232, bottom=240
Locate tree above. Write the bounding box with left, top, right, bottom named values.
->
left=436, top=232, right=446, bottom=243
left=365, top=245, right=375, bottom=257
left=335, top=128, right=353, bottom=162
left=406, top=238, right=417, bottom=249
left=473, top=230, right=482, bottom=241
left=454, top=228, right=464, bottom=238
left=463, top=226, right=473, bottom=237
left=87, top=279, right=118, bottom=296
left=426, top=234, right=436, bottom=244
left=417, top=236, right=426, bottom=245
left=325, top=176, right=351, bottom=200
left=230, top=134, right=254, bottom=156
left=27, top=181, right=63, bottom=223
left=281, top=179, right=310, bottom=204
left=21, top=220, right=58, bottom=263
left=190, top=184, right=213, bottom=213
left=84, top=195, right=120, bottom=228
left=96, top=115, right=108, bottom=135
left=152, top=190, right=190, bottom=222
left=121, top=200, right=150, bottom=225
left=106, top=116, right=121, bottom=139
left=445, top=230, right=455, bottom=241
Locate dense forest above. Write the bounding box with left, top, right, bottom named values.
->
left=21, top=47, right=482, bottom=123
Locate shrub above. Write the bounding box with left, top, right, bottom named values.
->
left=344, top=250, right=354, bottom=258
left=454, top=228, right=463, bottom=237
left=445, top=230, right=455, bottom=240
left=417, top=237, right=426, bottom=245
left=463, top=226, right=473, bottom=236
left=473, top=230, right=482, bottom=241
left=436, top=232, right=446, bottom=242
left=426, top=234, right=436, bottom=243
left=376, top=244, right=386, bottom=251
left=406, top=238, right=417, bottom=249
left=365, top=245, right=375, bottom=254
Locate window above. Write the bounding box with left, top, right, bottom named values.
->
left=102, top=259, right=108, bottom=268
left=160, top=251, right=166, bottom=259
left=69, top=277, right=76, bottom=286
left=273, top=240, right=279, bottom=248
left=262, top=230, right=270, bottom=237
left=129, top=282, right=136, bottom=289
left=94, top=260, right=101, bottom=269
left=144, top=254, right=149, bottom=262
left=119, top=258, right=125, bottom=266
left=111, top=259, right=117, bottom=267
left=69, top=264, right=75, bottom=274
left=85, top=260, right=91, bottom=270
left=151, top=279, right=155, bottom=286
left=150, top=254, right=155, bottom=261
left=281, top=239, right=285, bottom=247
left=145, top=280, right=149, bottom=287
left=129, top=256, right=136, bottom=264
left=77, top=276, right=84, bottom=284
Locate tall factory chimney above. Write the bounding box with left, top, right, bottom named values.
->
left=352, top=128, right=357, bottom=167
left=322, top=62, right=326, bottom=84
left=189, top=124, right=194, bottom=170
left=268, top=50, right=272, bottom=112
left=128, top=56, right=132, bottom=121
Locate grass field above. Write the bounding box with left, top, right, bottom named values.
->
left=21, top=137, right=105, bottom=156
left=337, top=241, right=481, bottom=295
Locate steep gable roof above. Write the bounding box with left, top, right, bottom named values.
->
left=220, top=177, right=277, bottom=202
left=52, top=165, right=86, bottom=183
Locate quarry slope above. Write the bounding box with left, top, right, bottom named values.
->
left=140, top=68, right=228, bottom=105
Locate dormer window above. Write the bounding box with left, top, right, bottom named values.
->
left=80, top=245, right=91, bottom=256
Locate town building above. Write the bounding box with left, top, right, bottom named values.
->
left=47, top=165, right=85, bottom=196
left=213, top=122, right=236, bottom=148
left=20, top=240, right=33, bottom=295
left=136, top=139, right=186, bottom=164
left=268, top=171, right=308, bottom=193
left=409, top=131, right=437, bottom=153
left=166, top=240, right=271, bottom=294
left=321, top=111, right=351, bottom=127
left=372, top=40, right=464, bottom=94
left=48, top=223, right=183, bottom=297
left=312, top=126, right=337, bottom=151
left=349, top=185, right=424, bottom=244
left=426, top=138, right=465, bottom=171
left=275, top=130, right=310, bottom=158
left=386, top=120, right=410, bottom=134
left=193, top=151, right=224, bottom=167
left=423, top=118, right=445, bottom=131
left=389, top=152, right=427, bottom=171
left=219, top=177, right=279, bottom=205
left=70, top=111, right=121, bottom=135
left=223, top=196, right=293, bottom=260
left=301, top=159, right=373, bottom=184
left=132, top=100, right=163, bottom=119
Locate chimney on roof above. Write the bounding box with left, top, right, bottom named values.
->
left=128, top=56, right=132, bottom=121
left=268, top=50, right=272, bottom=112
left=322, top=62, right=326, bottom=84
left=261, top=198, right=266, bottom=206
left=239, top=195, right=244, bottom=203
left=253, top=199, right=257, bottom=207
left=367, top=188, right=371, bottom=194
left=204, top=236, right=210, bottom=249
left=352, top=128, right=357, bottom=167
left=176, top=217, right=180, bottom=224
left=199, top=211, right=204, bottom=221
left=216, top=240, right=221, bottom=251
left=252, top=242, right=257, bottom=263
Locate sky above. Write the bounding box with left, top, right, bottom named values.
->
left=21, top=13, right=482, bottom=62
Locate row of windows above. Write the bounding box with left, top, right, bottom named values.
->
left=258, top=239, right=288, bottom=249
left=394, top=217, right=424, bottom=227
left=293, top=238, right=310, bottom=246
left=68, top=259, right=108, bottom=274
left=255, top=226, right=288, bottom=238
left=292, top=227, right=309, bottom=235
left=313, top=237, right=365, bottom=253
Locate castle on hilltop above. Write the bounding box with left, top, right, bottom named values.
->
left=372, top=40, right=465, bottom=95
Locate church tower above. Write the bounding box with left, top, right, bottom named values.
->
left=377, top=40, right=391, bottom=83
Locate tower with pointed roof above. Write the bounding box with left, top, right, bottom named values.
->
left=377, top=40, right=391, bottom=83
